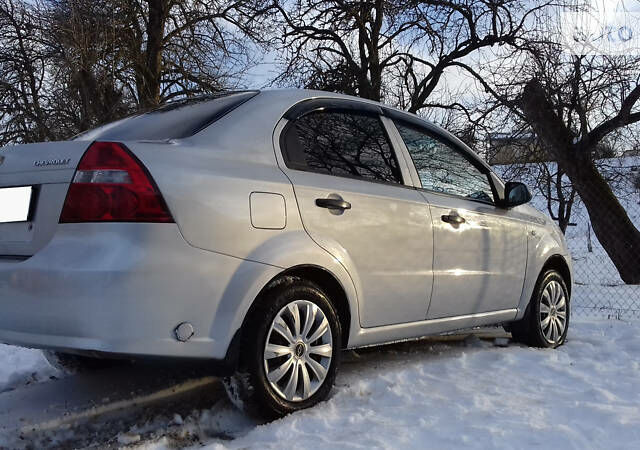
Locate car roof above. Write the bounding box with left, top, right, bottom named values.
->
left=256, top=88, right=428, bottom=123
left=186, top=88, right=490, bottom=172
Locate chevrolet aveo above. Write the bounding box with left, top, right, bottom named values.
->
left=0, top=90, right=572, bottom=417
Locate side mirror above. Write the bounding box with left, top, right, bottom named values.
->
left=504, top=181, right=532, bottom=207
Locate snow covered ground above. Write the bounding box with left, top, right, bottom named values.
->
left=187, top=320, right=640, bottom=450
left=3, top=320, right=636, bottom=449
left=0, top=343, right=57, bottom=394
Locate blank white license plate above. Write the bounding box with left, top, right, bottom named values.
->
left=0, top=186, right=33, bottom=223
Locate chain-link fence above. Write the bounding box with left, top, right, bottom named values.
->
left=569, top=207, right=640, bottom=320
left=495, top=157, right=640, bottom=320
left=566, top=211, right=640, bottom=319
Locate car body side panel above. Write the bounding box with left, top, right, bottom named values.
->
left=126, top=141, right=296, bottom=262
left=421, top=192, right=527, bottom=319
left=515, top=206, right=573, bottom=320
left=271, top=116, right=434, bottom=328
left=222, top=230, right=362, bottom=346
left=124, top=126, right=364, bottom=348
left=382, top=113, right=526, bottom=319
left=284, top=173, right=434, bottom=327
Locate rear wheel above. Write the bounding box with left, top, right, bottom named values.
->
left=509, top=269, right=570, bottom=348
left=223, top=278, right=341, bottom=419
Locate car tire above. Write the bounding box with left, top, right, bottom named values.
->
left=223, top=278, right=342, bottom=419
left=509, top=269, right=570, bottom=348
left=43, top=351, right=128, bottom=373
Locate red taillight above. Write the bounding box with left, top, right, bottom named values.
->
left=60, top=142, right=174, bottom=223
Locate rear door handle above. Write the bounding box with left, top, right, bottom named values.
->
left=315, top=198, right=351, bottom=210
left=441, top=213, right=465, bottom=225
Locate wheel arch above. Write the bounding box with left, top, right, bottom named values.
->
left=516, top=248, right=573, bottom=321
left=241, top=265, right=353, bottom=350
left=540, top=254, right=572, bottom=298
left=508, top=255, right=572, bottom=347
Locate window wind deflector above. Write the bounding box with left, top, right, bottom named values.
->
left=284, top=98, right=382, bottom=121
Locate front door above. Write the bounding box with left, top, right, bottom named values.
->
left=277, top=107, right=434, bottom=327
left=393, top=120, right=527, bottom=319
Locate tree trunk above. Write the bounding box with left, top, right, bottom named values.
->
left=139, top=0, right=167, bottom=108
left=521, top=79, right=640, bottom=284
left=568, top=160, right=640, bottom=283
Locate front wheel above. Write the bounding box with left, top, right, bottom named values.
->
left=223, top=279, right=342, bottom=418
left=509, top=270, right=570, bottom=348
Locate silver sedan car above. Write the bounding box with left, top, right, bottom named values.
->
left=0, top=90, right=572, bottom=417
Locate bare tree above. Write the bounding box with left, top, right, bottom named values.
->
left=46, top=0, right=132, bottom=133
left=0, top=0, right=265, bottom=144
left=0, top=0, right=52, bottom=143
left=461, top=31, right=640, bottom=282
left=268, top=0, right=552, bottom=113
left=119, top=0, right=265, bottom=108
left=522, top=70, right=640, bottom=283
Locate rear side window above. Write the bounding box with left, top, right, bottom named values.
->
left=396, top=122, right=495, bottom=203
left=282, top=110, right=402, bottom=184
left=75, top=91, right=258, bottom=141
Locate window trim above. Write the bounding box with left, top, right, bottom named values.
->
left=392, top=119, right=501, bottom=206
left=279, top=107, right=407, bottom=187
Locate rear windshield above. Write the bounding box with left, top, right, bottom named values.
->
left=74, top=91, right=259, bottom=141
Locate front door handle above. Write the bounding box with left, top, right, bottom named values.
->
left=315, top=198, right=352, bottom=210
left=441, top=213, right=465, bottom=225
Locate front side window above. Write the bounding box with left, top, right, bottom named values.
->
left=283, top=110, right=402, bottom=184
left=396, top=122, right=495, bottom=203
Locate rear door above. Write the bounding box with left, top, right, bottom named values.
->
left=392, top=120, right=527, bottom=319
left=0, top=142, right=90, bottom=257
left=276, top=101, right=433, bottom=328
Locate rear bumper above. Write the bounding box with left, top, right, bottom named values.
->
left=0, top=223, right=280, bottom=360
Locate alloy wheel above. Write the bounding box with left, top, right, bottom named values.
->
left=263, top=300, right=333, bottom=402
left=539, top=280, right=567, bottom=344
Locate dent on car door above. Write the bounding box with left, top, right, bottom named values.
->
left=277, top=106, right=434, bottom=328
left=393, top=121, right=527, bottom=319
